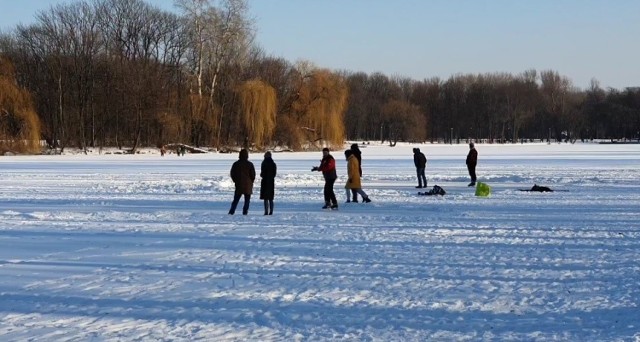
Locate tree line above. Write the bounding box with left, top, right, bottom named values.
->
left=1, top=0, right=639, bottom=154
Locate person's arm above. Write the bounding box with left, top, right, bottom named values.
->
left=230, top=163, right=238, bottom=183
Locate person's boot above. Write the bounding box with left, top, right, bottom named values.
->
left=330, top=203, right=339, bottom=210
left=363, top=197, right=372, bottom=203
left=468, top=182, right=476, bottom=187
left=322, top=203, right=330, bottom=209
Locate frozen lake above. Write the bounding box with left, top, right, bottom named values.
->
left=1, top=142, right=639, bottom=341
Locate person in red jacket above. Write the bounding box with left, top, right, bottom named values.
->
left=466, top=142, right=478, bottom=186
left=312, top=147, right=338, bottom=209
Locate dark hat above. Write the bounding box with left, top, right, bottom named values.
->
left=344, top=149, right=353, bottom=157
left=322, top=147, right=330, bottom=152
left=413, top=148, right=420, bottom=152
left=469, top=142, right=475, bottom=148
left=264, top=151, right=272, bottom=158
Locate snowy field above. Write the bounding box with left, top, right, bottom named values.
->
left=1, top=142, right=639, bottom=341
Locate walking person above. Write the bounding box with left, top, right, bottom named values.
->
left=345, top=150, right=371, bottom=203
left=260, top=151, right=277, bottom=215
left=347, top=143, right=363, bottom=202
left=466, top=142, right=478, bottom=186
left=311, top=147, right=338, bottom=209
left=228, top=149, right=256, bottom=215
left=413, top=148, right=427, bottom=188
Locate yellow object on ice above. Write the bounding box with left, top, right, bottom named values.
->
left=475, top=182, right=491, bottom=197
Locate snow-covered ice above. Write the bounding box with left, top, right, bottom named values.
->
left=1, top=143, right=639, bottom=341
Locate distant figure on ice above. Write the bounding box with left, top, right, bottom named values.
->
left=347, top=143, right=363, bottom=202
left=344, top=149, right=371, bottom=203
left=311, top=147, right=338, bottom=210
left=466, top=142, right=478, bottom=186
left=260, top=151, right=277, bottom=215
left=413, top=148, right=427, bottom=188
left=228, top=149, right=256, bottom=215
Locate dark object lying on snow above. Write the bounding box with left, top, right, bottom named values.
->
left=520, top=184, right=553, bottom=192
left=418, top=185, right=446, bottom=196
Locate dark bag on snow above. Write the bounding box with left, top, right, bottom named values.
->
left=419, top=185, right=446, bottom=196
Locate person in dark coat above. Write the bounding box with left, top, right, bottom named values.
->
left=466, top=142, right=478, bottom=186
left=228, top=149, right=256, bottom=215
left=311, top=147, right=338, bottom=209
left=260, top=151, right=277, bottom=215
left=413, top=148, right=427, bottom=188
left=348, top=143, right=363, bottom=202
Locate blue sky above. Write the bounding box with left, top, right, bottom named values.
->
left=1, top=0, right=638, bottom=89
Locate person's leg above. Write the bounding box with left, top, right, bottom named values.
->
left=416, top=168, right=425, bottom=187
left=344, top=188, right=351, bottom=203
left=228, top=192, right=242, bottom=214
left=323, top=181, right=331, bottom=207
left=467, top=165, right=476, bottom=186
left=327, top=179, right=338, bottom=207
left=420, top=170, right=427, bottom=188
left=268, top=199, right=274, bottom=215
left=351, top=189, right=358, bottom=202
left=356, top=188, right=371, bottom=202
left=263, top=200, right=269, bottom=215
left=242, top=194, right=251, bottom=215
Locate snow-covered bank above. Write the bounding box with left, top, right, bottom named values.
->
left=1, top=143, right=639, bottom=340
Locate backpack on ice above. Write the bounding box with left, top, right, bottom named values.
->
left=419, top=185, right=446, bottom=196
left=475, top=182, right=491, bottom=197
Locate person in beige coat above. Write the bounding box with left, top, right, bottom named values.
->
left=344, top=150, right=371, bottom=203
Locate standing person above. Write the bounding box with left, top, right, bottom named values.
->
left=260, top=151, right=277, bottom=215
left=348, top=143, right=363, bottom=202
left=228, top=149, right=256, bottom=215
left=466, top=142, right=478, bottom=186
left=311, top=147, right=338, bottom=209
left=345, top=150, right=371, bottom=203
left=413, top=148, right=427, bottom=188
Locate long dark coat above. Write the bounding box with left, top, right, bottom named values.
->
left=260, top=156, right=277, bottom=200
left=230, top=150, right=256, bottom=195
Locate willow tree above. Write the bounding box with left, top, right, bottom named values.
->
left=238, top=80, right=276, bottom=148
left=0, top=57, right=41, bottom=154
left=290, top=68, right=348, bottom=148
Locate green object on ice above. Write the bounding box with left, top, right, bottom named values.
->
left=475, top=182, right=491, bottom=197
